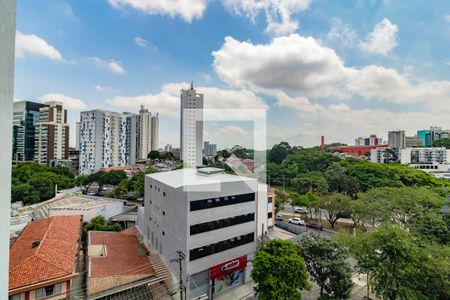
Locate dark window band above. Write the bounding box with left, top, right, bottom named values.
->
left=189, top=232, right=254, bottom=261
left=190, top=213, right=255, bottom=235
left=190, top=193, right=255, bottom=211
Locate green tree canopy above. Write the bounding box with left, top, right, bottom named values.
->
left=300, top=235, right=353, bottom=299
left=252, top=240, right=310, bottom=300
left=317, top=193, right=352, bottom=228
left=432, top=137, right=450, bottom=148
left=268, top=142, right=292, bottom=164
left=292, top=172, right=329, bottom=194
left=147, top=150, right=160, bottom=160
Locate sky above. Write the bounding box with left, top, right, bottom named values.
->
left=14, top=0, right=450, bottom=149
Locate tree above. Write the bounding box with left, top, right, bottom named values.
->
left=127, top=168, right=158, bottom=199
left=111, top=179, right=129, bottom=199
left=11, top=183, right=40, bottom=205
left=147, top=150, right=160, bottom=160
left=292, top=172, right=328, bottom=194
left=98, top=170, right=127, bottom=189
left=252, top=240, right=309, bottom=299
left=409, top=212, right=449, bottom=245
left=348, top=225, right=449, bottom=300
left=300, top=235, right=353, bottom=299
left=83, top=216, right=122, bottom=233
left=317, top=193, right=352, bottom=228
left=432, top=137, right=450, bottom=148
left=268, top=142, right=292, bottom=164
left=27, top=177, right=54, bottom=201
left=325, top=164, right=360, bottom=198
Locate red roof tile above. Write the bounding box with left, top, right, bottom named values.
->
left=9, top=216, right=81, bottom=290
left=88, top=231, right=154, bottom=278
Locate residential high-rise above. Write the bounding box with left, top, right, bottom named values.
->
left=133, top=105, right=159, bottom=160
left=12, top=101, right=45, bottom=162
left=203, top=141, right=217, bottom=157
left=164, top=144, right=172, bottom=153
left=355, top=134, right=382, bottom=146
left=34, top=101, right=69, bottom=164
left=79, top=110, right=134, bottom=175
left=180, top=83, right=203, bottom=167
left=75, top=121, right=80, bottom=150
left=388, top=130, right=406, bottom=148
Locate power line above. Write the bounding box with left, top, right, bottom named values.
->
left=170, top=250, right=186, bottom=300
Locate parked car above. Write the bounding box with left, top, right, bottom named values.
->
left=294, top=207, right=307, bottom=214
left=306, top=222, right=323, bottom=230
left=275, top=214, right=284, bottom=221
left=86, top=191, right=96, bottom=196
left=288, top=218, right=305, bottom=225
left=337, top=211, right=351, bottom=218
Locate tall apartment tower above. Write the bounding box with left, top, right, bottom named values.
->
left=388, top=130, right=406, bottom=148
left=75, top=122, right=80, bottom=150
left=12, top=101, right=45, bottom=162
left=134, top=105, right=159, bottom=160
left=180, top=83, right=203, bottom=167
left=34, top=101, right=69, bottom=164
left=79, top=110, right=133, bottom=174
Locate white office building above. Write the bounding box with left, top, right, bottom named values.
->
left=203, top=141, right=217, bottom=157
left=137, top=168, right=271, bottom=299
left=133, top=105, right=159, bottom=160
left=401, top=147, right=450, bottom=172
left=180, top=84, right=203, bottom=168
left=79, top=110, right=134, bottom=174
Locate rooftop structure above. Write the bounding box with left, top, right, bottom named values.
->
left=9, top=216, right=81, bottom=298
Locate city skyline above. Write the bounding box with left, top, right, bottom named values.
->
left=13, top=0, right=450, bottom=149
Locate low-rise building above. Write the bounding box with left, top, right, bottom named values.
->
left=9, top=216, right=82, bottom=300
left=87, top=229, right=156, bottom=298
left=137, top=167, right=270, bottom=299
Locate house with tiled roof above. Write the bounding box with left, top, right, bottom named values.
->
left=87, top=228, right=172, bottom=299
left=9, top=215, right=82, bottom=300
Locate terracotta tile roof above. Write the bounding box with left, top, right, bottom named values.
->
left=9, top=216, right=81, bottom=290
left=119, top=227, right=140, bottom=236
left=88, top=230, right=154, bottom=278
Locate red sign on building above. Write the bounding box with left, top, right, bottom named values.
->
left=209, top=256, right=247, bottom=280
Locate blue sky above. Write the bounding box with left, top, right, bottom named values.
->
left=14, top=0, right=450, bottom=149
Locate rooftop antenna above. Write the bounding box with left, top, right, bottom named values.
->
left=190, top=81, right=194, bottom=90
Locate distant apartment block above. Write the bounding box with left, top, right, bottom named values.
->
left=371, top=147, right=450, bottom=172
left=203, top=141, right=217, bottom=157
left=12, top=101, right=44, bottom=161
left=9, top=216, right=82, bottom=300
left=388, top=130, right=406, bottom=148
left=417, top=126, right=450, bottom=147
left=137, top=167, right=271, bottom=299
left=79, top=109, right=133, bottom=174
left=34, top=101, right=69, bottom=164
left=355, top=134, right=383, bottom=146
left=164, top=144, right=172, bottom=153
left=133, top=105, right=159, bottom=160
left=180, top=84, right=203, bottom=167
left=405, top=135, right=423, bottom=148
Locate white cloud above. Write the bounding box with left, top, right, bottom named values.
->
left=106, top=82, right=267, bottom=118
left=108, top=0, right=207, bottom=22
left=133, top=36, right=156, bottom=49
left=359, top=18, right=398, bottom=55
left=89, top=57, right=125, bottom=74
left=445, top=14, right=450, bottom=22
left=326, top=18, right=358, bottom=47
left=213, top=34, right=352, bottom=98
left=276, top=91, right=324, bottom=113
left=108, top=61, right=125, bottom=74
left=95, top=85, right=105, bottom=91
left=38, top=93, right=87, bottom=110
left=222, top=0, right=311, bottom=36
left=15, top=31, right=65, bottom=61
left=212, top=34, right=450, bottom=107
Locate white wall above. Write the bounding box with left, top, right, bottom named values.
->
left=0, top=1, right=16, bottom=297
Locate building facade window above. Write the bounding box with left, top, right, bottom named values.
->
left=189, top=232, right=254, bottom=261
left=190, top=213, right=255, bottom=235
left=35, top=284, right=61, bottom=299
left=190, top=193, right=255, bottom=211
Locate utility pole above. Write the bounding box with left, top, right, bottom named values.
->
left=170, top=250, right=186, bottom=300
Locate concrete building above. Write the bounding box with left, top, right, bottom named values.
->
left=75, top=122, right=80, bottom=150
left=417, top=127, right=450, bottom=147
left=203, top=141, right=217, bottom=157
left=180, top=84, right=203, bottom=168
left=12, top=101, right=45, bottom=162
left=137, top=167, right=270, bottom=299
left=34, top=101, right=69, bottom=164
left=9, top=216, right=82, bottom=300
left=355, top=134, right=382, bottom=146
left=133, top=105, right=159, bottom=161
left=79, top=110, right=134, bottom=174
left=405, top=135, right=423, bottom=148
left=388, top=130, right=406, bottom=148
left=164, top=144, right=172, bottom=153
